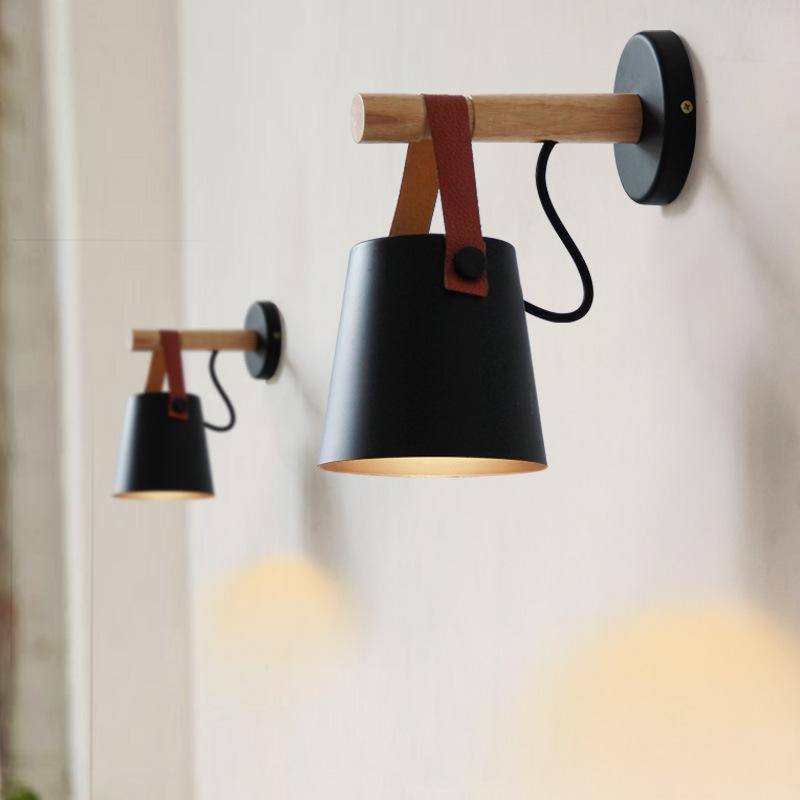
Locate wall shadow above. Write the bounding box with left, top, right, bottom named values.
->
left=696, top=157, right=800, bottom=629
left=282, top=359, right=355, bottom=589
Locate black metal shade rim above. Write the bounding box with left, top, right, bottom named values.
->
left=139, top=390, right=200, bottom=400
left=113, top=490, right=214, bottom=500
left=351, top=232, right=514, bottom=251
left=318, top=456, right=547, bottom=477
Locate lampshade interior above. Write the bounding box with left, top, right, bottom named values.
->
left=319, top=456, right=547, bottom=477
left=113, top=490, right=213, bottom=500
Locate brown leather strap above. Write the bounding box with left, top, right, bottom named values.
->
left=389, top=95, right=487, bottom=297
left=160, top=330, right=189, bottom=420
left=390, top=139, right=438, bottom=237
left=425, top=95, right=487, bottom=297
left=144, top=348, right=166, bottom=392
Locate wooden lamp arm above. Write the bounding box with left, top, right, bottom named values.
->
left=352, top=93, right=643, bottom=144
left=131, top=329, right=260, bottom=352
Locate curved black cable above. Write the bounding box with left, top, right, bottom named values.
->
left=523, top=140, right=594, bottom=323
left=203, top=350, right=236, bottom=433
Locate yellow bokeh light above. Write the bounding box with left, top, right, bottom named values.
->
left=492, top=604, right=800, bottom=800
left=198, top=556, right=356, bottom=696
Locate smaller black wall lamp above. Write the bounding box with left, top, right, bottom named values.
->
left=114, top=301, right=282, bottom=499
left=319, top=31, right=696, bottom=477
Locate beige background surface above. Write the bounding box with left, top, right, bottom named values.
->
left=178, top=1, right=800, bottom=798
left=27, top=0, right=800, bottom=796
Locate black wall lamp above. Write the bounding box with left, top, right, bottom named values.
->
left=114, top=301, right=282, bottom=499
left=319, top=31, right=696, bottom=476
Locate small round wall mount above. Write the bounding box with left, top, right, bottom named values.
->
left=614, top=30, right=695, bottom=205
left=244, top=301, right=282, bottom=380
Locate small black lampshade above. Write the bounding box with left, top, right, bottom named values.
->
left=319, top=234, right=547, bottom=476
left=113, top=392, right=214, bottom=499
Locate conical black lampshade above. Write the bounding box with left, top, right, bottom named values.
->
left=319, top=234, right=547, bottom=476
left=114, top=392, right=214, bottom=498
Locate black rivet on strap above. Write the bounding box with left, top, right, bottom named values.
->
left=454, top=247, right=486, bottom=280
left=171, top=397, right=188, bottom=414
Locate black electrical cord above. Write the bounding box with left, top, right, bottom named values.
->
left=523, top=140, right=594, bottom=323
left=203, top=350, right=236, bottom=432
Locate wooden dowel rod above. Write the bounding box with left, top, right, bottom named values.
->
left=352, top=93, right=642, bottom=144
left=131, top=330, right=259, bottom=352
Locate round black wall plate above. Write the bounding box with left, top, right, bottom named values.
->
left=244, top=301, right=282, bottom=380
left=614, top=30, right=695, bottom=205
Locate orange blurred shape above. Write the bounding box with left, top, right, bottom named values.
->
left=198, top=556, right=356, bottom=695
left=494, top=604, right=800, bottom=799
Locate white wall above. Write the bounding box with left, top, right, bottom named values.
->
left=179, top=1, right=800, bottom=798
left=47, top=0, right=193, bottom=796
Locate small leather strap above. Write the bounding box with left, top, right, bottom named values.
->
left=144, top=348, right=166, bottom=393
left=389, top=95, right=487, bottom=297
left=390, top=139, right=438, bottom=237
left=160, top=330, right=189, bottom=420
left=425, top=95, right=487, bottom=297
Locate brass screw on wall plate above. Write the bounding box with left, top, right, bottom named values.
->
left=680, top=100, right=694, bottom=114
